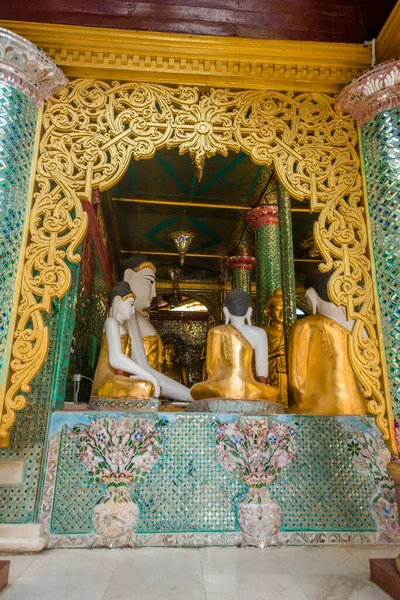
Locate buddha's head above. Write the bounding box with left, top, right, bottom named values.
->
left=223, top=288, right=252, bottom=323
left=108, top=281, right=136, bottom=323
left=264, top=289, right=284, bottom=325
left=163, top=343, right=178, bottom=365
left=304, top=267, right=334, bottom=314
left=118, top=254, right=157, bottom=312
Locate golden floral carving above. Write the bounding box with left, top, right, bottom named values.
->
left=3, top=79, right=394, bottom=451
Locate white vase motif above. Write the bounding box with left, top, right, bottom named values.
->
left=92, top=477, right=138, bottom=547
left=238, top=485, right=282, bottom=548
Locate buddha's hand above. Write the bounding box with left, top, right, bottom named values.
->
left=148, top=375, right=161, bottom=398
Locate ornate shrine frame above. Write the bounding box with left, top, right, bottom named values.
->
left=0, top=23, right=395, bottom=453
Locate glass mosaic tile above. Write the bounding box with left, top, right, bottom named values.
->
left=48, top=414, right=378, bottom=536
left=362, top=108, right=400, bottom=419
left=0, top=82, right=37, bottom=367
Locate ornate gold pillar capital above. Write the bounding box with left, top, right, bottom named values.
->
left=337, top=58, right=400, bottom=126
left=0, top=26, right=67, bottom=104
left=225, top=254, right=256, bottom=273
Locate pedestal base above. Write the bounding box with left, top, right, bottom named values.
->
left=88, top=396, right=160, bottom=412
left=0, top=524, right=48, bottom=553
left=186, top=398, right=284, bottom=414
left=370, top=558, right=400, bottom=600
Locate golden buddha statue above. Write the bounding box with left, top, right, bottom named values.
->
left=191, top=289, right=279, bottom=403
left=288, top=268, right=367, bottom=415
left=119, top=255, right=192, bottom=402
left=261, top=289, right=288, bottom=408
left=161, top=343, right=189, bottom=387
left=91, top=282, right=160, bottom=399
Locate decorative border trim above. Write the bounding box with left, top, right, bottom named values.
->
left=279, top=531, right=379, bottom=545
left=0, top=27, right=67, bottom=105
left=337, top=58, right=400, bottom=126
left=0, top=20, right=371, bottom=93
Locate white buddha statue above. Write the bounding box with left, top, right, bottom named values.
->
left=119, top=255, right=192, bottom=402
left=91, top=281, right=161, bottom=399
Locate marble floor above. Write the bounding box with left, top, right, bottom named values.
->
left=0, top=545, right=398, bottom=599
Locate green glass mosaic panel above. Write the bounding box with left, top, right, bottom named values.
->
left=51, top=425, right=103, bottom=534
left=135, top=415, right=247, bottom=533
left=231, top=269, right=252, bottom=296
left=270, top=418, right=375, bottom=531
left=66, top=253, right=108, bottom=404
left=0, top=306, right=60, bottom=523
left=48, top=414, right=379, bottom=535
left=52, top=260, right=81, bottom=410
left=362, top=108, right=400, bottom=418
left=255, top=224, right=282, bottom=325
left=0, top=83, right=37, bottom=367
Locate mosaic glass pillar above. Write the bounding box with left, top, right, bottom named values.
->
left=225, top=249, right=255, bottom=296
left=246, top=205, right=282, bottom=326
left=0, top=28, right=67, bottom=524
left=0, top=29, right=67, bottom=427
left=277, top=186, right=297, bottom=340
left=338, top=59, right=400, bottom=421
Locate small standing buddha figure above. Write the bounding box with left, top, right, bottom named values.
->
left=91, top=281, right=160, bottom=400
left=261, top=289, right=288, bottom=408
left=161, top=343, right=189, bottom=387
left=191, top=289, right=279, bottom=403
left=288, top=268, right=367, bottom=415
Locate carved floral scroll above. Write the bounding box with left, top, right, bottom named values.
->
left=2, top=79, right=394, bottom=451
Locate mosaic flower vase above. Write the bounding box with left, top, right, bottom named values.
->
left=92, top=477, right=138, bottom=548
left=238, top=485, right=282, bottom=548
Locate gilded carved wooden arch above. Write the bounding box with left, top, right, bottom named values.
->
left=3, top=78, right=395, bottom=451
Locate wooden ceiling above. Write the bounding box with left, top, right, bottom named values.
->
left=0, top=0, right=396, bottom=44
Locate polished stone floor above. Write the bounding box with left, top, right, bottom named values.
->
left=0, top=545, right=398, bottom=599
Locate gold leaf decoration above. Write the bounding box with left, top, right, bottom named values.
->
left=2, top=79, right=394, bottom=451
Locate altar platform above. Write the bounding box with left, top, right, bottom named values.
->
left=39, top=412, right=399, bottom=549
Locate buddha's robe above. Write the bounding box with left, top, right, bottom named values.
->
left=161, top=362, right=189, bottom=387
left=288, top=314, right=366, bottom=415
left=92, top=333, right=154, bottom=398
left=191, top=324, right=279, bottom=402
left=142, top=334, right=164, bottom=372
left=261, top=324, right=288, bottom=408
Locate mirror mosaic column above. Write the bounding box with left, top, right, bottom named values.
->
left=0, top=28, right=66, bottom=542
left=246, top=204, right=282, bottom=325
left=338, top=59, right=400, bottom=427
left=225, top=249, right=255, bottom=296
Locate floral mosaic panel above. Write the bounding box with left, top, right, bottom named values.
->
left=362, top=108, right=400, bottom=419
left=45, top=414, right=385, bottom=538
left=347, top=420, right=399, bottom=541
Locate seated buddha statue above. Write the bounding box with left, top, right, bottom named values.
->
left=91, top=281, right=160, bottom=399
left=191, top=289, right=280, bottom=403
left=161, top=343, right=189, bottom=387
left=288, top=268, right=367, bottom=415
left=261, top=289, right=288, bottom=408
left=119, top=255, right=192, bottom=402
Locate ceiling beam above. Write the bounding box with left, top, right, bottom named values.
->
left=376, top=0, right=400, bottom=62
left=114, top=197, right=311, bottom=212
left=121, top=249, right=320, bottom=263
left=121, top=250, right=228, bottom=258
left=0, top=20, right=371, bottom=93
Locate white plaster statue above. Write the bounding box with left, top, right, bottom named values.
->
left=119, top=255, right=193, bottom=402
left=91, top=281, right=161, bottom=399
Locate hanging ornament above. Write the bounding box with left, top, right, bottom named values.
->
left=167, top=231, right=197, bottom=266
